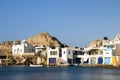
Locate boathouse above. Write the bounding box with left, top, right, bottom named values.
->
left=46, top=47, right=60, bottom=66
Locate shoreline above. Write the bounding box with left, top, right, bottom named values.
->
left=1, top=64, right=120, bottom=69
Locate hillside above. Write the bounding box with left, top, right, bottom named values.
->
left=0, top=32, right=63, bottom=54
left=114, top=34, right=120, bottom=41
left=88, top=39, right=102, bottom=48
left=27, top=32, right=62, bottom=47
left=88, top=38, right=110, bottom=48
left=0, top=41, right=13, bottom=54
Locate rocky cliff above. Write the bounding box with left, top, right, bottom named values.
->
left=88, top=39, right=102, bottom=48
left=27, top=32, right=62, bottom=47
left=88, top=38, right=110, bottom=48
left=0, top=32, right=63, bottom=54
left=114, top=34, right=120, bottom=41
left=0, top=41, right=13, bottom=54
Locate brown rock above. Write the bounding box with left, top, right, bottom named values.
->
left=27, top=32, right=62, bottom=47
left=88, top=39, right=102, bottom=48
left=0, top=41, right=13, bottom=54
left=114, top=34, right=120, bottom=41
left=88, top=39, right=110, bottom=48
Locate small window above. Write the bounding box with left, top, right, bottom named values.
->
left=50, top=51, right=57, bottom=55
left=32, top=49, right=34, bottom=52
left=29, top=49, right=31, bottom=52
left=17, top=48, right=19, bottom=53
left=14, top=49, right=16, bottom=53
left=104, top=45, right=106, bottom=47
left=106, top=52, right=109, bottom=54
left=21, top=49, right=22, bottom=52
left=64, top=51, right=65, bottom=54
left=68, top=51, right=70, bottom=54
left=110, top=45, right=113, bottom=48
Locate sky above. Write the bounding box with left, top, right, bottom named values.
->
left=0, top=0, right=120, bottom=47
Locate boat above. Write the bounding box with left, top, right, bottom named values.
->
left=29, top=64, right=43, bottom=67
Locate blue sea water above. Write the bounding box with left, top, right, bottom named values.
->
left=0, top=66, right=120, bottom=80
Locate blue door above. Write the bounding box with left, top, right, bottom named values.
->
left=75, top=58, right=81, bottom=64
left=105, top=57, right=111, bottom=64
left=49, top=58, right=56, bottom=66
left=98, top=57, right=103, bottom=64
left=68, top=59, right=73, bottom=64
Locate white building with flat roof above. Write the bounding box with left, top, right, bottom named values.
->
left=102, top=44, right=115, bottom=65
left=61, top=47, right=80, bottom=65
left=12, top=39, right=35, bottom=55
left=46, top=47, right=60, bottom=66
left=61, top=47, right=72, bottom=63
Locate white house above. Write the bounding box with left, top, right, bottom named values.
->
left=12, top=39, right=35, bottom=55
left=61, top=47, right=75, bottom=65
left=102, top=44, right=115, bottom=65
left=46, top=47, right=60, bottom=66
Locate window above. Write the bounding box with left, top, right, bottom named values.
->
left=74, top=51, right=77, bottom=55
left=21, top=49, right=22, bottom=53
left=17, top=48, right=19, bottom=53
left=64, top=51, right=65, bottom=54
left=32, top=49, right=35, bottom=52
left=50, top=51, right=57, bottom=55
left=14, top=49, right=16, bottom=53
left=106, top=52, right=109, bottom=54
left=29, top=49, right=31, bottom=52
left=68, top=51, right=70, bottom=54
left=106, top=45, right=114, bottom=49
left=104, top=45, right=106, bottom=47
left=109, top=45, right=113, bottom=48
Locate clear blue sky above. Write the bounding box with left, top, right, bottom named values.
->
left=0, top=0, right=120, bottom=47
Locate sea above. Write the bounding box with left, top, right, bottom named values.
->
left=0, top=66, right=120, bottom=80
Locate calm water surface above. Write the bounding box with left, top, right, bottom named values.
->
left=0, top=66, right=120, bottom=80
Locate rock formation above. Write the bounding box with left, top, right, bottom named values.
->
left=27, top=32, right=62, bottom=47
left=88, top=38, right=110, bottom=48
left=0, top=41, right=13, bottom=54
left=114, top=34, right=120, bottom=41
left=88, top=39, right=102, bottom=48
left=0, top=32, right=63, bottom=54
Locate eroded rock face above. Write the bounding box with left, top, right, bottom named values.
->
left=88, top=39, right=110, bottom=48
left=114, top=34, right=120, bottom=41
left=0, top=32, right=63, bottom=54
left=0, top=41, right=13, bottom=54
left=27, top=32, right=62, bottom=47
left=88, top=39, right=102, bottom=48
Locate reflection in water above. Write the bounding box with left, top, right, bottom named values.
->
left=0, top=66, right=120, bottom=80
left=60, top=70, right=69, bottom=80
